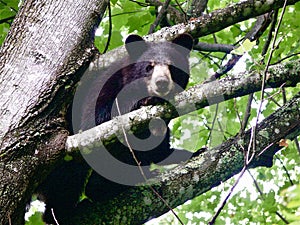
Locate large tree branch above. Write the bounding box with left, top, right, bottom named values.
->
left=68, top=91, right=300, bottom=225
left=93, top=0, right=300, bottom=70
left=67, top=59, right=300, bottom=151
left=64, top=59, right=300, bottom=224
left=186, top=0, right=300, bottom=38
left=64, top=58, right=300, bottom=224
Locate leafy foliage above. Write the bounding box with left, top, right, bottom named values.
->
left=94, top=0, right=156, bottom=52
left=0, top=0, right=18, bottom=45
left=92, top=1, right=300, bottom=225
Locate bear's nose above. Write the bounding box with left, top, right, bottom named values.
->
left=156, top=78, right=169, bottom=92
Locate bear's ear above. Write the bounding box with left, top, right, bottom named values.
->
left=125, top=34, right=148, bottom=59
left=125, top=34, right=144, bottom=45
left=172, top=34, right=193, bottom=51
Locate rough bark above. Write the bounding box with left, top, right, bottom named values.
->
left=0, top=0, right=107, bottom=224
left=144, top=0, right=300, bottom=42
left=64, top=59, right=300, bottom=225
left=66, top=91, right=300, bottom=225
left=92, top=0, right=300, bottom=70
left=67, top=59, right=300, bottom=151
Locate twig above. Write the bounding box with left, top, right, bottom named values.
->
left=129, top=0, right=150, bottom=7
left=187, top=0, right=208, bottom=18
left=7, top=213, right=11, bottom=225
left=145, top=0, right=185, bottom=23
left=173, top=0, right=188, bottom=22
left=208, top=167, right=247, bottom=225
left=250, top=1, right=287, bottom=171
left=246, top=126, right=256, bottom=165
left=0, top=0, right=18, bottom=13
left=275, top=155, right=294, bottom=185
left=193, top=42, right=235, bottom=53
left=51, top=208, right=60, bottom=225
left=245, top=13, right=273, bottom=41
left=271, top=52, right=300, bottom=65
left=261, top=10, right=278, bottom=58
left=208, top=104, right=219, bottom=146
left=255, top=0, right=288, bottom=131
left=103, top=0, right=112, bottom=54
left=239, top=93, right=253, bottom=135
left=148, top=0, right=171, bottom=34
left=0, top=16, right=15, bottom=25
left=295, top=138, right=300, bottom=156
left=281, top=83, right=287, bottom=104
left=234, top=99, right=243, bottom=129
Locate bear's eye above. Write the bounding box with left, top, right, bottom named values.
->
left=146, top=64, right=154, bottom=72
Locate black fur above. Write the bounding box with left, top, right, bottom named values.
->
left=38, top=34, right=194, bottom=223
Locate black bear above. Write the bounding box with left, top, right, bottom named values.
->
left=38, top=33, right=194, bottom=224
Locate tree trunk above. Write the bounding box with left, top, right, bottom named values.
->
left=0, top=0, right=107, bottom=224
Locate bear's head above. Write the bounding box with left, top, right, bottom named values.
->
left=123, top=34, right=193, bottom=98
left=76, top=34, right=193, bottom=130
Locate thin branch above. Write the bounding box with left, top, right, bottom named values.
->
left=239, top=93, right=254, bottom=135
left=173, top=0, right=187, bottom=22
left=129, top=0, right=150, bottom=7
left=282, top=85, right=287, bottom=103
left=234, top=98, right=243, bottom=128
left=0, top=16, right=15, bottom=25
left=265, top=92, right=283, bottom=108
left=275, top=155, right=294, bottom=185
left=245, top=13, right=273, bottom=41
left=272, top=52, right=300, bottom=65
left=193, top=42, right=235, bottom=53
left=145, top=0, right=185, bottom=23
left=0, top=0, right=18, bottom=13
left=110, top=10, right=145, bottom=17
left=208, top=103, right=219, bottom=146
left=209, top=54, right=242, bottom=81
left=203, top=8, right=275, bottom=84
left=295, top=137, right=300, bottom=156
left=103, top=0, right=112, bottom=54
left=254, top=0, right=288, bottom=144
left=51, top=208, right=60, bottom=225
left=275, top=212, right=290, bottom=224
left=261, top=10, right=279, bottom=58
left=209, top=167, right=247, bottom=225
left=187, top=0, right=208, bottom=18
left=148, top=0, right=172, bottom=34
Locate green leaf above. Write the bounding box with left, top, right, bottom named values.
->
left=25, top=212, right=44, bottom=225
left=231, top=39, right=256, bottom=55
left=0, top=7, right=16, bottom=19
left=281, top=184, right=300, bottom=209
left=110, top=0, right=118, bottom=5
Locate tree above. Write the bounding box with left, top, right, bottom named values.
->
left=0, top=0, right=299, bottom=225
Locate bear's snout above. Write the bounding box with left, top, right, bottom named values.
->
left=155, top=77, right=169, bottom=92
left=148, top=64, right=174, bottom=96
